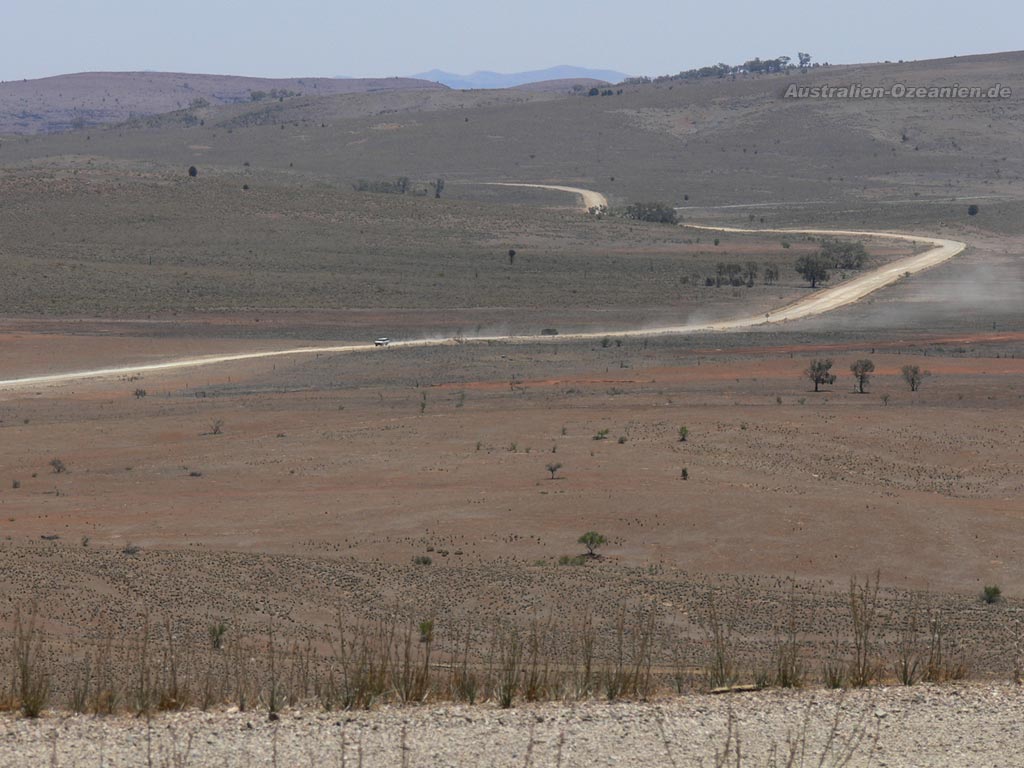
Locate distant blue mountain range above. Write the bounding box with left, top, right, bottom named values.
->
left=409, top=65, right=630, bottom=89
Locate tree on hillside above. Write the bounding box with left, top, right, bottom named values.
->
left=578, top=531, right=607, bottom=557
left=624, top=202, right=678, bottom=224
left=901, top=365, right=930, bottom=392
left=743, top=262, right=759, bottom=286
left=546, top=462, right=563, bottom=480
left=795, top=254, right=831, bottom=288
left=850, top=359, right=875, bottom=393
left=805, top=358, right=836, bottom=392
left=716, top=262, right=744, bottom=286
left=798, top=52, right=812, bottom=71
left=821, top=239, right=868, bottom=270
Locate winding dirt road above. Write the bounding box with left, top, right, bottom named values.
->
left=0, top=186, right=965, bottom=391
left=483, top=182, right=609, bottom=211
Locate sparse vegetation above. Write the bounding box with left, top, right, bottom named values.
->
left=578, top=531, right=607, bottom=557
left=11, top=606, right=50, bottom=718
left=626, top=52, right=816, bottom=85
left=623, top=202, right=678, bottom=224
left=0, top=54, right=1017, bottom=764
left=820, top=239, right=868, bottom=270
left=850, top=359, right=875, bottom=393
left=805, top=358, right=837, bottom=392
left=901, top=365, right=930, bottom=392
left=847, top=574, right=881, bottom=687
left=982, top=585, right=1002, bottom=604
left=208, top=621, right=228, bottom=650
left=795, top=254, right=831, bottom=288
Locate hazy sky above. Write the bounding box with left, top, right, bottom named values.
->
left=1, top=0, right=1019, bottom=81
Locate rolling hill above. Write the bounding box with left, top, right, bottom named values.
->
left=0, top=71, right=445, bottom=134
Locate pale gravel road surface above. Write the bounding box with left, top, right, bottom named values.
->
left=0, top=185, right=965, bottom=392
left=483, top=182, right=610, bottom=211
left=2, top=685, right=1021, bottom=767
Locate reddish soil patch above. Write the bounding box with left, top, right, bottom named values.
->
left=2, top=327, right=1021, bottom=598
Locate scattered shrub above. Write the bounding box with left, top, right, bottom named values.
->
left=558, top=555, right=586, bottom=566
left=982, top=585, right=1002, bottom=604
left=209, top=621, right=228, bottom=650
left=623, top=202, right=678, bottom=224
left=901, top=365, right=930, bottom=392
left=578, top=531, right=607, bottom=557
left=418, top=620, right=434, bottom=643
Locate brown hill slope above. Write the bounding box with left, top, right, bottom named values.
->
left=0, top=71, right=445, bottom=134
left=3, top=52, right=1020, bottom=215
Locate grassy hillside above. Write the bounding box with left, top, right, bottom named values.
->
left=2, top=162, right=880, bottom=322
left=3, top=52, right=1021, bottom=215
left=0, top=71, right=444, bottom=134
left=0, top=51, right=1020, bottom=324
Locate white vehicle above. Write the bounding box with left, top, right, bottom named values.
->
left=374, top=337, right=391, bottom=347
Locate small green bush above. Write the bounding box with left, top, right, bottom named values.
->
left=982, top=585, right=1002, bottom=604
left=578, top=531, right=607, bottom=556
left=558, top=555, right=586, bottom=566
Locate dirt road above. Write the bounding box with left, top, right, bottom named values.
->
left=0, top=186, right=965, bottom=391
left=483, top=182, right=609, bottom=210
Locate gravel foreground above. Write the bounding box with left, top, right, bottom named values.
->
left=2, top=684, right=1022, bottom=767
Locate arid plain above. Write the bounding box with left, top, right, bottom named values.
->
left=0, top=50, right=1023, bottom=765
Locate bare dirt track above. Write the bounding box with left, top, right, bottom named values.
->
left=0, top=185, right=966, bottom=392
left=5, top=685, right=1024, bottom=767
left=483, top=182, right=610, bottom=211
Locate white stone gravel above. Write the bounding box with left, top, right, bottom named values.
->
left=2, top=684, right=1022, bottom=767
